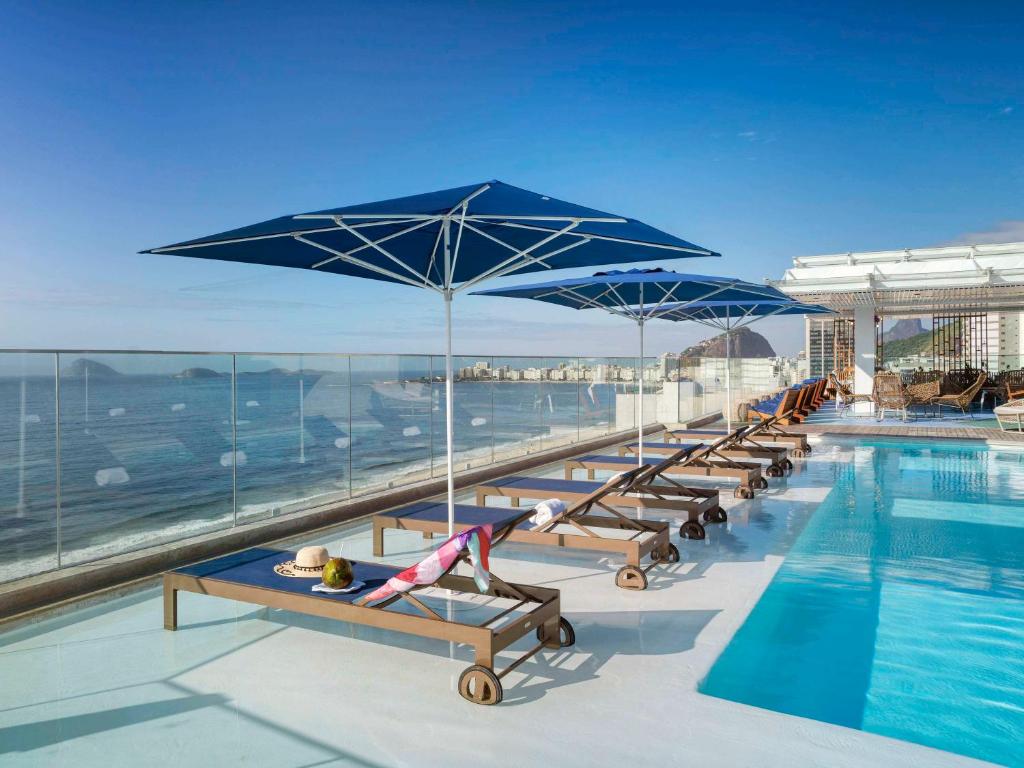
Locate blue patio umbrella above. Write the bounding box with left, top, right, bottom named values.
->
left=656, top=299, right=834, bottom=430
left=143, top=181, right=719, bottom=534
left=472, top=268, right=789, bottom=465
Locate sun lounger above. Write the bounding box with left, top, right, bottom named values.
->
left=665, top=411, right=811, bottom=456
left=164, top=507, right=570, bottom=706
left=475, top=452, right=722, bottom=541
left=374, top=467, right=680, bottom=591
left=615, top=428, right=767, bottom=496
left=749, top=387, right=802, bottom=424
left=620, top=425, right=790, bottom=477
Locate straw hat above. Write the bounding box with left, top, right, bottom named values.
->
left=274, top=546, right=330, bottom=578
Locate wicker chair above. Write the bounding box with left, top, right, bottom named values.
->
left=872, top=372, right=913, bottom=421
left=930, top=372, right=986, bottom=417
left=830, top=371, right=871, bottom=416
left=995, top=398, right=1024, bottom=431
left=906, top=379, right=941, bottom=415
left=997, top=369, right=1024, bottom=402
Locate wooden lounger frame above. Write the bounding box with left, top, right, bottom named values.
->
left=562, top=444, right=731, bottom=540
left=165, top=508, right=570, bottom=706
left=616, top=428, right=766, bottom=498
left=629, top=426, right=791, bottom=477
left=476, top=451, right=722, bottom=540
left=665, top=410, right=811, bottom=457
left=375, top=466, right=679, bottom=591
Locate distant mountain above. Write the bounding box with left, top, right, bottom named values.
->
left=681, top=326, right=776, bottom=358
left=174, top=367, right=223, bottom=379
left=62, top=358, right=121, bottom=378
left=883, top=318, right=926, bottom=342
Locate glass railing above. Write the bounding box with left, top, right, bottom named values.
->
left=1, top=350, right=692, bottom=584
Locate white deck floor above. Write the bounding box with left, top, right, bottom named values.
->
left=0, top=437, right=993, bottom=767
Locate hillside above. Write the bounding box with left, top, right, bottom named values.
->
left=681, top=326, right=777, bottom=358
left=62, top=358, right=122, bottom=378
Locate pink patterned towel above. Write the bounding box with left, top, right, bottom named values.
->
left=362, top=525, right=492, bottom=604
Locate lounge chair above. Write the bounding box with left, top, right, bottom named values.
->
left=475, top=449, right=722, bottom=541
left=375, top=466, right=680, bottom=591
left=614, top=428, right=769, bottom=495
left=930, top=371, right=986, bottom=417
left=749, top=387, right=802, bottom=424
left=664, top=411, right=812, bottom=456
left=830, top=371, right=872, bottom=416
left=995, top=398, right=1024, bottom=431
left=164, top=506, right=571, bottom=706
left=648, top=423, right=793, bottom=473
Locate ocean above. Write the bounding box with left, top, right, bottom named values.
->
left=0, top=366, right=625, bottom=581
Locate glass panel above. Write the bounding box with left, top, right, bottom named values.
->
left=533, top=357, right=579, bottom=450
left=604, top=357, right=638, bottom=433
left=57, top=353, right=234, bottom=567
left=431, top=356, right=494, bottom=477
left=491, top=357, right=545, bottom=459
left=579, top=358, right=613, bottom=440
left=350, top=355, right=431, bottom=495
left=0, top=353, right=58, bottom=583
left=235, top=354, right=350, bottom=522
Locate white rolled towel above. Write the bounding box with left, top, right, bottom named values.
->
left=529, top=498, right=566, bottom=527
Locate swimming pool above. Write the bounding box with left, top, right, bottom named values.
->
left=700, top=439, right=1024, bottom=766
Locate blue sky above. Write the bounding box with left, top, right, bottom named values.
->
left=1, top=1, right=1022, bottom=358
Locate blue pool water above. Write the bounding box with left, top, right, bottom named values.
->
left=700, top=440, right=1024, bottom=767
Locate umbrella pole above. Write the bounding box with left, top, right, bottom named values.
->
left=725, top=309, right=732, bottom=432
left=638, top=314, right=645, bottom=468
left=444, top=290, right=455, bottom=538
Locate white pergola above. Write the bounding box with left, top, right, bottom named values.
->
left=771, top=241, right=1024, bottom=410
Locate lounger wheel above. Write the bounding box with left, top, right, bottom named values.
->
left=651, top=542, right=681, bottom=563
left=781, top=459, right=794, bottom=472
left=734, top=485, right=755, bottom=500
left=459, top=665, right=503, bottom=706
left=765, top=465, right=783, bottom=479
left=702, top=507, right=728, bottom=524
left=537, top=617, right=575, bottom=648
left=753, top=476, right=769, bottom=490
left=791, top=448, right=806, bottom=458
left=680, top=520, right=706, bottom=540
left=615, top=565, right=648, bottom=590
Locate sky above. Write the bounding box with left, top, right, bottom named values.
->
left=1, top=1, right=1022, bottom=360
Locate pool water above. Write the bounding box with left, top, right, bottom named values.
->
left=700, top=440, right=1024, bottom=766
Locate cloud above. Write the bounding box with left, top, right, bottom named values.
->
left=1001, top=106, right=1014, bottom=114
left=942, top=220, right=1024, bottom=246
left=737, top=130, right=758, bottom=140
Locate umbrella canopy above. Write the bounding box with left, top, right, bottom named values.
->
left=472, top=269, right=788, bottom=464
left=144, top=182, right=719, bottom=535
left=655, top=299, right=834, bottom=429
left=143, top=181, right=718, bottom=289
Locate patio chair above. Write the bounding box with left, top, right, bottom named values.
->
left=830, top=372, right=872, bottom=416
left=611, top=429, right=766, bottom=495
left=998, top=369, right=1024, bottom=402
left=164, top=505, right=573, bottom=705
left=872, top=372, right=913, bottom=421
left=930, top=371, right=986, bottom=417
left=665, top=410, right=813, bottom=457
left=995, top=398, right=1024, bottom=431
left=374, top=464, right=682, bottom=591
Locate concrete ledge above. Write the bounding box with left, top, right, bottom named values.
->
left=0, top=424, right=663, bottom=622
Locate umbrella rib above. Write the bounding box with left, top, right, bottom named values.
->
left=330, top=216, right=440, bottom=289
left=451, top=221, right=580, bottom=292
left=478, top=220, right=715, bottom=255
left=446, top=183, right=492, bottom=215
left=293, top=235, right=434, bottom=290
left=457, top=238, right=591, bottom=291
left=307, top=218, right=436, bottom=270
